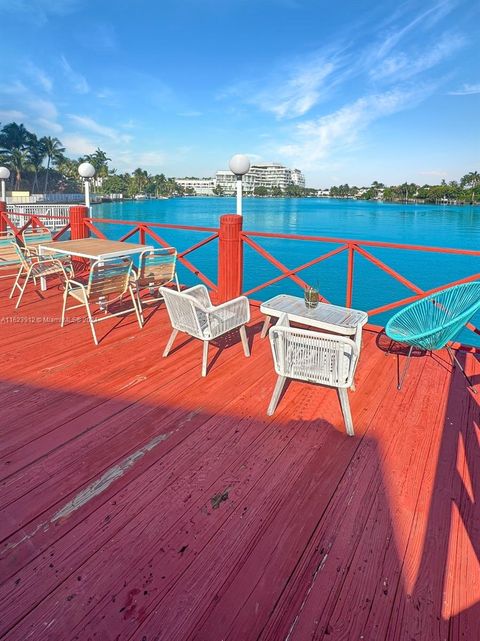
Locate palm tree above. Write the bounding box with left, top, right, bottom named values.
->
left=461, top=171, right=480, bottom=204
left=0, top=122, right=30, bottom=153
left=26, top=134, right=46, bottom=193
left=9, top=148, right=29, bottom=189
left=42, top=136, right=65, bottom=194
left=81, top=148, right=111, bottom=178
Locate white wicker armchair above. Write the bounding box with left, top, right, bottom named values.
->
left=268, top=314, right=359, bottom=436
left=159, top=284, right=251, bottom=376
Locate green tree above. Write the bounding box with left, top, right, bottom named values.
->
left=9, top=148, right=29, bottom=189
left=81, top=148, right=111, bottom=179
left=42, top=136, right=65, bottom=194
left=0, top=122, right=31, bottom=152
left=461, top=171, right=480, bottom=203
left=26, top=134, right=46, bottom=193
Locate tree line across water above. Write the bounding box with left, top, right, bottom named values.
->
left=0, top=121, right=478, bottom=203
left=324, top=175, right=479, bottom=204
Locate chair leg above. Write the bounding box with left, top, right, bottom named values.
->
left=338, top=388, right=354, bottom=436
left=163, top=329, right=178, bottom=357
left=15, top=268, right=33, bottom=309
left=202, top=340, right=209, bottom=377
left=61, top=289, right=69, bottom=327
left=446, top=346, right=477, bottom=393
left=397, top=345, right=414, bottom=390
left=267, top=375, right=287, bottom=416
left=174, top=274, right=181, bottom=292
left=85, top=304, right=98, bottom=345
left=9, top=267, right=23, bottom=299
left=239, top=325, right=250, bottom=357
left=129, top=286, right=144, bottom=328
left=260, top=316, right=271, bottom=339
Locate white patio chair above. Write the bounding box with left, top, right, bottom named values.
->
left=61, top=257, right=143, bottom=345
left=159, top=284, right=251, bottom=376
left=268, top=314, right=359, bottom=436
left=9, top=243, right=69, bottom=309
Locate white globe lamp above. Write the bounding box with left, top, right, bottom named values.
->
left=0, top=166, right=10, bottom=202
left=78, top=162, right=96, bottom=209
left=229, top=154, right=250, bottom=216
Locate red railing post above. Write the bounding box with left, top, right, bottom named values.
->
left=346, top=243, right=355, bottom=307
left=218, top=214, right=243, bottom=302
left=69, top=205, right=90, bottom=240
left=0, top=200, right=6, bottom=235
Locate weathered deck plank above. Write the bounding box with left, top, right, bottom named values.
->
left=0, top=278, right=479, bottom=641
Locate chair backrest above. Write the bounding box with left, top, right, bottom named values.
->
left=86, top=257, right=133, bottom=302
left=269, top=316, right=358, bottom=388
left=22, top=228, right=53, bottom=249
left=138, top=247, right=177, bottom=287
left=386, top=281, right=480, bottom=350
left=0, top=236, right=22, bottom=267
left=11, top=242, right=32, bottom=270
left=160, top=287, right=208, bottom=339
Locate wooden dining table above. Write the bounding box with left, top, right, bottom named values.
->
left=38, top=238, right=154, bottom=290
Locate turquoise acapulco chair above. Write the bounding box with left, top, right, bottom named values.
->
left=385, top=281, right=480, bottom=391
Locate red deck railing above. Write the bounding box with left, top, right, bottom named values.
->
left=2, top=207, right=480, bottom=348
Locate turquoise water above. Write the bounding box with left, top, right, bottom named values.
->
left=93, top=197, right=480, bottom=346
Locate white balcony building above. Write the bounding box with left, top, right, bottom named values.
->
left=176, top=178, right=216, bottom=196
left=215, top=163, right=305, bottom=194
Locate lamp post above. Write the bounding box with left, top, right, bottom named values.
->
left=78, top=162, right=96, bottom=211
left=0, top=166, right=10, bottom=202
left=229, top=154, right=250, bottom=216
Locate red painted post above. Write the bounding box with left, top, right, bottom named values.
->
left=346, top=244, right=355, bottom=307
left=69, top=205, right=90, bottom=240
left=218, top=214, right=243, bottom=302
left=0, top=200, right=6, bottom=235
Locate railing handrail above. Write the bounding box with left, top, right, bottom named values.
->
left=242, top=229, right=480, bottom=257
left=88, top=216, right=219, bottom=233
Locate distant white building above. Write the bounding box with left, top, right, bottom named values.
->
left=215, top=163, right=305, bottom=194
left=215, top=171, right=255, bottom=194
left=176, top=178, right=216, bottom=196
left=176, top=163, right=306, bottom=196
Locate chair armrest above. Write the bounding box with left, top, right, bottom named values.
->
left=34, top=256, right=65, bottom=268
left=65, top=278, right=87, bottom=290
left=205, top=296, right=250, bottom=338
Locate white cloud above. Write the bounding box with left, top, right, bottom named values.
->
left=61, top=134, right=97, bottom=156
left=68, top=114, right=132, bottom=144
left=28, top=98, right=58, bottom=121
left=25, top=61, right=53, bottom=92
left=374, top=0, right=458, bottom=60
left=0, top=0, right=79, bottom=25
left=60, top=55, right=89, bottom=94
left=36, top=118, right=63, bottom=133
left=448, top=82, right=480, bottom=95
left=222, top=53, right=340, bottom=120
left=0, top=109, right=26, bottom=121
left=278, top=88, right=429, bottom=166
left=115, top=150, right=168, bottom=171
left=372, top=32, right=465, bottom=82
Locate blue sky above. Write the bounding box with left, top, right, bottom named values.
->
left=0, top=0, right=479, bottom=187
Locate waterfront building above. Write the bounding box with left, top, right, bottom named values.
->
left=215, top=163, right=305, bottom=194
left=176, top=178, right=216, bottom=196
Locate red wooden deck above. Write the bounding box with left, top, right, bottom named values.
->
left=0, top=276, right=479, bottom=641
